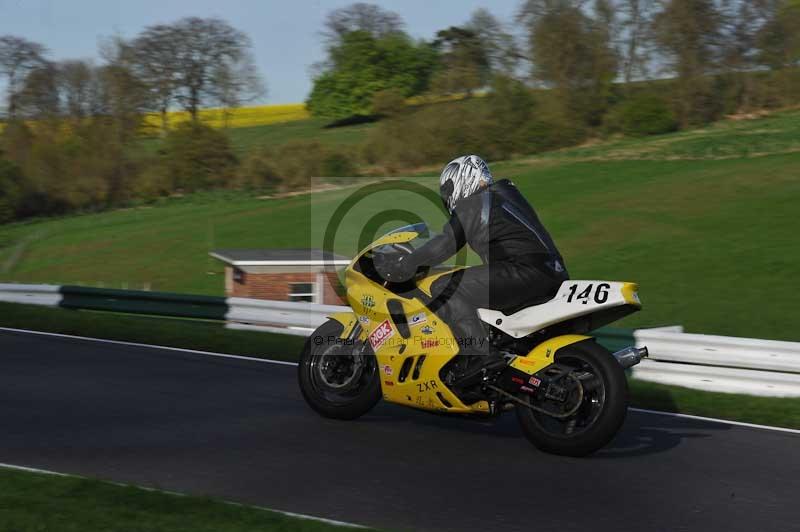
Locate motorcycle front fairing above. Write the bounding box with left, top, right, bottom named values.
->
left=329, top=223, right=490, bottom=412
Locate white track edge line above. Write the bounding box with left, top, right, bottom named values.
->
left=0, top=326, right=298, bottom=366
left=629, top=407, right=800, bottom=435
left=3, top=326, right=799, bottom=435
left=0, top=462, right=365, bottom=528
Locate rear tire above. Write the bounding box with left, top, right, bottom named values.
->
left=516, top=340, right=627, bottom=456
left=298, top=319, right=381, bottom=420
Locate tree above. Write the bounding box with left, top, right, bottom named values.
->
left=466, top=8, right=522, bottom=77
left=211, top=49, right=266, bottom=127
left=129, top=17, right=264, bottom=127
left=757, top=0, right=800, bottom=70
left=307, top=30, right=438, bottom=119
left=170, top=17, right=263, bottom=121
left=517, top=0, right=618, bottom=123
left=431, top=26, right=491, bottom=96
left=95, top=43, right=153, bottom=143
left=15, top=61, right=60, bottom=120
left=9, top=54, right=152, bottom=213
left=59, top=60, right=96, bottom=122
left=716, top=1, right=774, bottom=111
left=127, top=25, right=183, bottom=131
left=483, top=75, right=538, bottom=157
left=321, top=3, right=404, bottom=47
left=619, top=0, right=656, bottom=84
left=586, top=0, right=619, bottom=121
left=652, top=0, right=725, bottom=125
left=756, top=0, right=800, bottom=104
left=0, top=36, right=47, bottom=120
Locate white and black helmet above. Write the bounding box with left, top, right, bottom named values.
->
left=439, top=155, right=494, bottom=214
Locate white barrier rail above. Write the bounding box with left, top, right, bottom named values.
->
left=635, top=326, right=800, bottom=374
left=224, top=297, right=347, bottom=335
left=0, top=283, right=62, bottom=307
left=632, top=326, right=800, bottom=396
left=631, top=359, right=800, bottom=397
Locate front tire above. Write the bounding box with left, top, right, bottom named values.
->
left=516, top=340, right=627, bottom=456
left=298, top=319, right=381, bottom=420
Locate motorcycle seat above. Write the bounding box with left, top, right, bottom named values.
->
left=478, top=280, right=639, bottom=339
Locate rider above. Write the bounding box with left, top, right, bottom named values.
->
left=391, top=155, right=569, bottom=382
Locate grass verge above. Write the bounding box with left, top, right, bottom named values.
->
left=0, top=302, right=305, bottom=362
left=2, top=302, right=798, bottom=430
left=0, top=467, right=368, bottom=532
left=628, top=379, right=800, bottom=429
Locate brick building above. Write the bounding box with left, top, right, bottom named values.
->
left=210, top=249, right=350, bottom=304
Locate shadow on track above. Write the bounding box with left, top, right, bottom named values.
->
left=596, top=385, right=731, bottom=458
left=359, top=386, right=733, bottom=458
left=597, top=414, right=731, bottom=459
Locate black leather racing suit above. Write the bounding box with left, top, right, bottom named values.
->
left=407, top=179, right=569, bottom=354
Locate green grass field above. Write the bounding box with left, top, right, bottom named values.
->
left=0, top=466, right=368, bottom=532
left=543, top=109, right=800, bottom=161
left=0, top=302, right=305, bottom=361
left=138, top=117, right=375, bottom=156
left=1, top=110, right=799, bottom=341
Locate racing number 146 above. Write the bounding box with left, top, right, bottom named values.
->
left=566, top=283, right=610, bottom=305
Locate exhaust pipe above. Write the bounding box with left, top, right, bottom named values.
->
left=613, top=346, right=648, bottom=369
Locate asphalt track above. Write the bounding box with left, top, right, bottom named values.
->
left=1, top=329, right=798, bottom=532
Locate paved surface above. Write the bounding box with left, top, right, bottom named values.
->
left=1, top=329, right=798, bottom=532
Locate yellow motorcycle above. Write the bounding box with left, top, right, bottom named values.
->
left=299, top=223, right=648, bottom=456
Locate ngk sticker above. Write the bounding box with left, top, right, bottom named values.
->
left=369, top=320, right=395, bottom=350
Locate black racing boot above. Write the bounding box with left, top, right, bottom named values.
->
left=447, top=321, right=506, bottom=389
left=451, top=349, right=507, bottom=389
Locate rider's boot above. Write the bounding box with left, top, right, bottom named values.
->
left=446, top=318, right=506, bottom=388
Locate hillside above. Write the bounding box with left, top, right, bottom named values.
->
left=137, top=116, right=375, bottom=156
left=2, top=109, right=799, bottom=341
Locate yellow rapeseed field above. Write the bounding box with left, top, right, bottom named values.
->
left=142, top=103, right=310, bottom=130
left=0, top=103, right=310, bottom=134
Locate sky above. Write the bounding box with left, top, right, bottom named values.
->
left=0, top=0, right=523, bottom=104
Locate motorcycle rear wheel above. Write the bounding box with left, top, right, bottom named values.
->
left=515, top=340, right=627, bottom=457
left=298, top=319, right=381, bottom=420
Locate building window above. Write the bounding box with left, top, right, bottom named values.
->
left=233, top=267, right=246, bottom=284
left=289, top=282, right=316, bottom=303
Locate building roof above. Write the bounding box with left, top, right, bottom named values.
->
left=209, top=248, right=351, bottom=267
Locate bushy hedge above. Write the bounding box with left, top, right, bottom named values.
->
left=0, top=158, right=24, bottom=223
left=363, top=77, right=589, bottom=172
left=236, top=141, right=358, bottom=192
left=161, top=122, right=238, bottom=191
left=605, top=94, right=678, bottom=136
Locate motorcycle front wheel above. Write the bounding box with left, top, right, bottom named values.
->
left=515, top=340, right=627, bottom=457
left=298, top=319, right=381, bottom=420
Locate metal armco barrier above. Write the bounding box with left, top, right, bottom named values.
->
left=632, top=359, right=800, bottom=397
left=0, top=283, right=227, bottom=319
left=635, top=326, right=800, bottom=374
left=2, top=283, right=799, bottom=397
left=632, top=326, right=800, bottom=397
left=226, top=297, right=343, bottom=330
left=0, top=283, right=62, bottom=307
left=60, top=285, right=228, bottom=320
